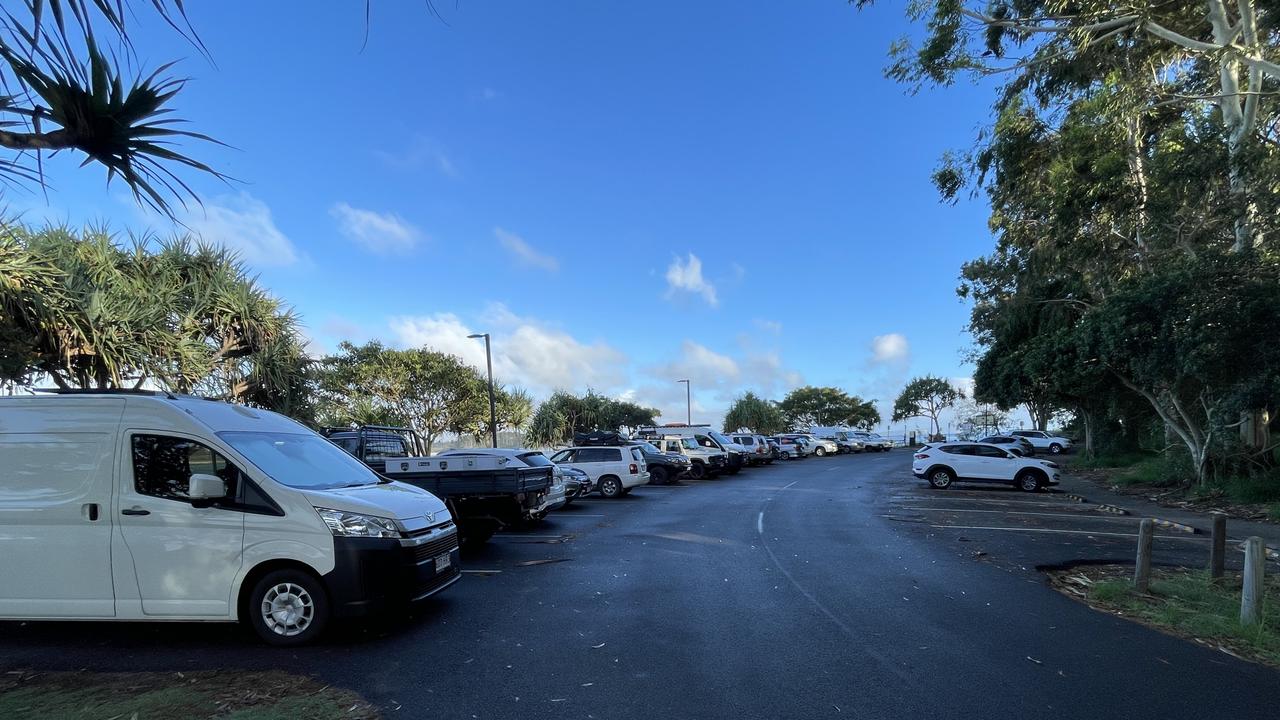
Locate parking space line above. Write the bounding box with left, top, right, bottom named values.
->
left=926, top=524, right=1207, bottom=540
left=889, top=496, right=1093, bottom=509
left=897, top=506, right=1137, bottom=522
left=757, top=511, right=764, bottom=534
left=783, top=481, right=798, bottom=489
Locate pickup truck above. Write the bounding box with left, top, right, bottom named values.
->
left=324, top=426, right=553, bottom=545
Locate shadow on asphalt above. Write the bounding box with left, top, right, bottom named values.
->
left=0, top=596, right=457, bottom=655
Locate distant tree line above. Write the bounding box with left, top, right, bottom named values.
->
left=722, top=387, right=881, bottom=434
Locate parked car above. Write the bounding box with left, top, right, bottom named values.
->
left=730, top=433, right=775, bottom=465
left=561, top=466, right=593, bottom=498
left=628, top=439, right=692, bottom=484
left=783, top=433, right=837, bottom=457
left=1009, top=429, right=1074, bottom=455
left=548, top=445, right=649, bottom=498
left=645, top=435, right=726, bottom=479
left=765, top=437, right=782, bottom=461
left=636, top=426, right=748, bottom=474
left=811, top=426, right=864, bottom=454
left=912, top=442, right=1061, bottom=492
left=331, top=427, right=553, bottom=544
left=849, top=431, right=894, bottom=451
left=769, top=435, right=809, bottom=459
left=977, top=435, right=1035, bottom=457
left=0, top=390, right=459, bottom=646
left=438, top=447, right=568, bottom=514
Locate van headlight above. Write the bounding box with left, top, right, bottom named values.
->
left=316, top=508, right=402, bottom=539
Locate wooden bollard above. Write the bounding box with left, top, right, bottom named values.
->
left=1242, top=536, right=1265, bottom=626
left=1209, top=512, right=1226, bottom=581
left=1135, top=518, right=1154, bottom=593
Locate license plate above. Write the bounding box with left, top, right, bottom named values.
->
left=435, top=553, right=451, bottom=572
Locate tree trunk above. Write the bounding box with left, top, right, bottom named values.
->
left=1080, top=407, right=1096, bottom=460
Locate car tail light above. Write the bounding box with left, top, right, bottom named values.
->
left=914, top=453, right=929, bottom=460
left=629, top=463, right=638, bottom=474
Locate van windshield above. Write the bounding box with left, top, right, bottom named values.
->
left=218, top=431, right=381, bottom=490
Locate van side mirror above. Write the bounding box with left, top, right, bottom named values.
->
left=189, top=473, right=227, bottom=501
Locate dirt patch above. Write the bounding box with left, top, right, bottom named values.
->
left=0, top=668, right=380, bottom=719
left=1072, top=468, right=1277, bottom=524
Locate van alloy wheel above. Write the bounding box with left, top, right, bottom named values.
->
left=262, top=582, right=314, bottom=637
left=600, top=476, right=623, bottom=498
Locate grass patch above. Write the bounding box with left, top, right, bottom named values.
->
left=1069, top=450, right=1155, bottom=471
left=0, top=669, right=378, bottom=719
left=1054, top=566, right=1280, bottom=668
left=1268, top=502, right=1280, bottom=522
left=1111, top=456, right=1187, bottom=488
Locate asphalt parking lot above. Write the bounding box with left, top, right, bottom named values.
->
left=2, top=451, right=1278, bottom=720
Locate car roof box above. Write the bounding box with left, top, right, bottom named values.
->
left=574, top=430, right=629, bottom=446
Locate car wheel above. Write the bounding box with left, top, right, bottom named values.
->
left=599, top=475, right=623, bottom=498
left=928, top=468, right=953, bottom=489
left=780, top=451, right=791, bottom=460
left=1049, top=443, right=1063, bottom=455
left=1017, top=471, right=1042, bottom=492
left=814, top=447, right=826, bottom=457
left=247, top=569, right=329, bottom=646
left=688, top=463, right=707, bottom=480
left=649, top=466, right=669, bottom=485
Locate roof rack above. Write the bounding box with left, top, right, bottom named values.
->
left=33, top=388, right=178, bottom=399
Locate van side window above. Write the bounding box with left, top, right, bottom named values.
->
left=130, top=434, right=279, bottom=515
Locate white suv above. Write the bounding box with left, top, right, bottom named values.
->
left=912, top=442, right=1061, bottom=492
left=1009, top=430, right=1073, bottom=455
left=549, top=445, right=649, bottom=498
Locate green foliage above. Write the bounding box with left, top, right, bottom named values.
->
left=776, top=386, right=879, bottom=430
left=0, top=224, right=310, bottom=416
left=523, top=390, right=658, bottom=447
left=314, top=341, right=531, bottom=453
left=891, top=375, right=963, bottom=437
left=0, top=2, right=224, bottom=215
left=723, top=391, right=787, bottom=434
left=1085, top=570, right=1280, bottom=668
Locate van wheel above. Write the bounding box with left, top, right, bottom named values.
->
left=248, top=569, right=329, bottom=646
left=928, top=468, right=953, bottom=489
left=599, top=476, right=623, bottom=498
left=688, top=463, right=707, bottom=480
left=1017, top=471, right=1043, bottom=492
left=814, top=447, right=827, bottom=457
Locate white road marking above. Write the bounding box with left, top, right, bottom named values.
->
left=757, top=511, right=764, bottom=534
left=926, top=524, right=1206, bottom=540
left=782, top=481, right=798, bottom=489
left=897, top=506, right=1134, bottom=522
left=461, top=569, right=502, bottom=574
left=889, top=496, right=1089, bottom=509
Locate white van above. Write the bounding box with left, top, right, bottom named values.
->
left=0, top=391, right=459, bottom=645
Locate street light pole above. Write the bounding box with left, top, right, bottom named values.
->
left=468, top=333, right=498, bottom=448
left=677, top=379, right=690, bottom=425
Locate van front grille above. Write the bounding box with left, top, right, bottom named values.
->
left=411, top=530, right=459, bottom=564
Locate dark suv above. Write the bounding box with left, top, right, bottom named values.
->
left=628, top=440, right=691, bottom=485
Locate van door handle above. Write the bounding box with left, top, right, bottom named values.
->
left=82, top=503, right=99, bottom=521
left=121, top=507, right=151, bottom=516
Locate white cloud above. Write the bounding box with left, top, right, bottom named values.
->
left=495, top=227, right=559, bottom=271
left=664, top=253, right=718, bottom=307
left=181, top=193, right=298, bottom=267
left=331, top=202, right=422, bottom=256
left=870, top=333, right=910, bottom=365
left=754, top=318, right=783, bottom=334
left=376, top=136, right=458, bottom=177
left=389, top=309, right=629, bottom=397
left=651, top=341, right=740, bottom=387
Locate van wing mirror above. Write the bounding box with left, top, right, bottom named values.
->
left=189, top=473, right=227, bottom=500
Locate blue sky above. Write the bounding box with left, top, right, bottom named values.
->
left=20, top=1, right=1010, bottom=433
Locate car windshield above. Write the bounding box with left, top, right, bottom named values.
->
left=708, top=431, right=734, bottom=446
left=218, top=431, right=382, bottom=490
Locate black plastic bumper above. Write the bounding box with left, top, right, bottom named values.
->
left=323, top=534, right=461, bottom=619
